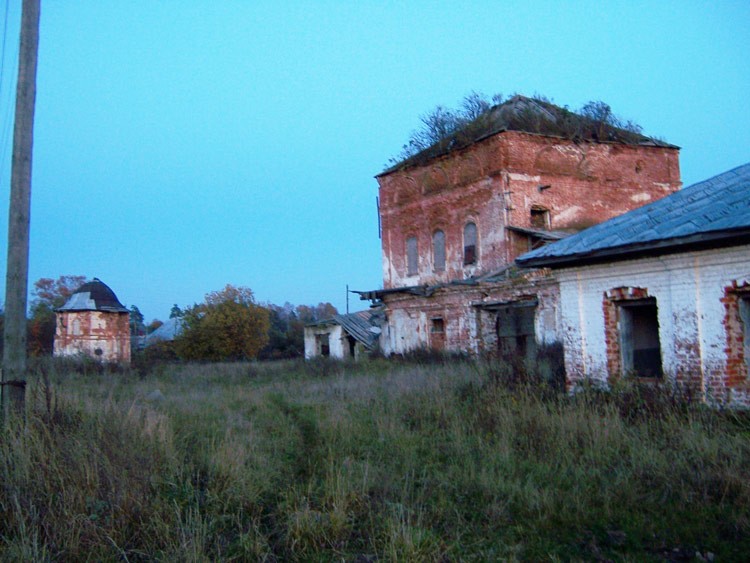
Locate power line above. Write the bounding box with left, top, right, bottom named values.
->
left=0, top=0, right=10, bottom=94
left=0, top=0, right=17, bottom=181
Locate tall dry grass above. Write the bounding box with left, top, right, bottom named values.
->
left=0, top=356, right=747, bottom=560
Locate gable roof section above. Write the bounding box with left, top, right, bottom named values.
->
left=381, top=95, right=677, bottom=176
left=516, top=162, right=750, bottom=269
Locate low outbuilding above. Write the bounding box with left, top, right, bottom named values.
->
left=304, top=309, right=383, bottom=360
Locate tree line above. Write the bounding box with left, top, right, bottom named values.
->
left=0, top=275, right=338, bottom=362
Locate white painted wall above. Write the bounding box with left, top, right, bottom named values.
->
left=304, top=324, right=345, bottom=359
left=382, top=308, right=427, bottom=355
left=556, top=245, right=750, bottom=404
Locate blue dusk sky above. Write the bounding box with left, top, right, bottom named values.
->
left=0, top=1, right=748, bottom=322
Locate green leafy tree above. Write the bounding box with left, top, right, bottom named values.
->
left=260, top=301, right=339, bottom=360
left=169, top=304, right=183, bottom=319
left=175, top=285, right=270, bottom=361
left=27, top=275, right=87, bottom=356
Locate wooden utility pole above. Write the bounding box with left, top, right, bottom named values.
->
left=2, top=0, right=41, bottom=420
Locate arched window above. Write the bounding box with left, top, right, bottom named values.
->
left=432, top=230, right=445, bottom=272
left=463, top=222, right=477, bottom=265
left=406, top=236, right=418, bottom=275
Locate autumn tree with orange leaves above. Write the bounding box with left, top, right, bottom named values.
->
left=175, top=284, right=270, bottom=361
left=27, top=275, right=87, bottom=356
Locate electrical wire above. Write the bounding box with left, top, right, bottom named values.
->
left=0, top=0, right=18, bottom=181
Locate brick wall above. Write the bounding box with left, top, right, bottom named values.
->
left=378, top=130, right=680, bottom=289
left=53, top=310, right=131, bottom=364
left=379, top=272, right=560, bottom=356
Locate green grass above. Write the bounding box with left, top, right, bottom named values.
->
left=1, top=357, right=748, bottom=561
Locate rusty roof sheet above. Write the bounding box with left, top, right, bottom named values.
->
left=516, top=162, right=750, bottom=268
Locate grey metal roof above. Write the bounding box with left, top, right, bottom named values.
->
left=516, top=162, right=750, bottom=268
left=333, top=310, right=383, bottom=350
left=308, top=310, right=383, bottom=350
left=57, top=278, right=129, bottom=313
left=143, top=317, right=184, bottom=346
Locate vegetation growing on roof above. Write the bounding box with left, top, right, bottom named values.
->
left=386, top=92, right=668, bottom=173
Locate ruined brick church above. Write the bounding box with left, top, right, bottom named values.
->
left=358, top=95, right=681, bottom=358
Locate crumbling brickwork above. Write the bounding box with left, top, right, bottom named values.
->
left=721, top=281, right=750, bottom=389
left=378, top=130, right=680, bottom=290
left=602, top=286, right=650, bottom=380
left=555, top=247, right=750, bottom=406
left=373, top=125, right=680, bottom=358
left=54, top=310, right=131, bottom=364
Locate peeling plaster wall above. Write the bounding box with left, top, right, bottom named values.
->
left=555, top=245, right=750, bottom=406
left=378, top=131, right=680, bottom=289
left=380, top=272, right=561, bottom=356
left=53, top=310, right=131, bottom=364
left=304, top=324, right=346, bottom=359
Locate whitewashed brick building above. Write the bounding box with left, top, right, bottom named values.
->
left=517, top=163, right=750, bottom=406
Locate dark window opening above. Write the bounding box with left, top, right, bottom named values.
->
left=463, top=222, right=477, bottom=265
left=406, top=236, right=418, bottom=275
left=496, top=303, right=536, bottom=359
left=431, top=318, right=445, bottom=333
left=530, top=206, right=550, bottom=229
left=433, top=230, right=445, bottom=272
left=347, top=335, right=356, bottom=358
left=619, top=298, right=662, bottom=378
left=740, top=296, right=750, bottom=375
left=316, top=333, right=330, bottom=357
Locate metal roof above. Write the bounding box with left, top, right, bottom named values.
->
left=334, top=310, right=382, bottom=350
left=308, top=309, right=383, bottom=350
left=516, top=162, right=750, bottom=268
left=57, top=278, right=129, bottom=313
left=355, top=266, right=531, bottom=302
left=143, top=317, right=184, bottom=346
left=506, top=225, right=570, bottom=241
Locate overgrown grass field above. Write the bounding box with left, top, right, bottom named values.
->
left=1, top=357, right=748, bottom=561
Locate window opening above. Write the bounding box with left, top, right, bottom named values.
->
left=463, top=222, right=477, bottom=265
left=618, top=298, right=662, bottom=378
left=430, top=317, right=446, bottom=350
left=406, top=236, right=418, bottom=275
left=316, top=333, right=330, bottom=357
left=347, top=335, right=356, bottom=358
left=530, top=206, right=550, bottom=229
left=496, top=303, right=536, bottom=359
left=432, top=230, right=445, bottom=272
